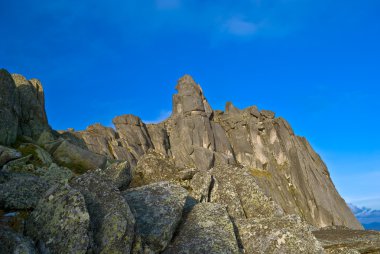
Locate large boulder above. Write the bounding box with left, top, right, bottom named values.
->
left=0, top=226, right=37, bottom=254
left=130, top=151, right=186, bottom=188
left=235, top=215, right=324, bottom=254
left=189, top=165, right=283, bottom=219
left=123, top=181, right=188, bottom=253
left=0, top=69, right=19, bottom=146
left=163, top=203, right=240, bottom=254
left=0, top=145, right=21, bottom=167
left=0, top=172, right=49, bottom=210
left=101, top=160, right=131, bottom=190
left=37, top=163, right=74, bottom=185
left=52, top=140, right=107, bottom=173
left=26, top=184, right=90, bottom=254
left=70, top=172, right=135, bottom=254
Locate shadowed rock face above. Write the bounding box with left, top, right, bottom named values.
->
left=71, top=74, right=361, bottom=230
left=0, top=70, right=50, bottom=145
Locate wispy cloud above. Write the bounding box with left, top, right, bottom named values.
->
left=143, top=110, right=172, bottom=124
left=223, top=17, right=260, bottom=37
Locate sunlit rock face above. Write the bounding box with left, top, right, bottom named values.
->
left=71, top=74, right=361, bottom=230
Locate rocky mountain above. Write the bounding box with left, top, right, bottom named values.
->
left=1, top=69, right=379, bottom=254
left=65, top=74, right=361, bottom=230
left=349, top=203, right=380, bottom=230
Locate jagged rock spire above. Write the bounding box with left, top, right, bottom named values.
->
left=172, top=75, right=212, bottom=117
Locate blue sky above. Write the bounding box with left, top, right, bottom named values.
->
left=1, top=0, right=380, bottom=208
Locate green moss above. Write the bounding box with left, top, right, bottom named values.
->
left=18, top=144, right=43, bottom=167
left=59, top=161, right=87, bottom=175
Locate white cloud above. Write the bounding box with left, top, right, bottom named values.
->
left=143, top=110, right=172, bottom=124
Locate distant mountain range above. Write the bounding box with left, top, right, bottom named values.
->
left=349, top=203, right=380, bottom=230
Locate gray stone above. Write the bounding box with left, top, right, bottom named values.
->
left=0, top=172, right=49, bottom=209
left=52, top=140, right=107, bottom=173
left=70, top=172, right=135, bottom=254
left=37, top=163, right=74, bottom=184
left=123, top=181, right=188, bottom=253
left=26, top=184, right=90, bottom=254
left=189, top=165, right=283, bottom=220
left=62, top=74, right=362, bottom=230
left=225, top=102, right=241, bottom=115
left=0, top=226, right=37, bottom=254
left=0, top=69, right=19, bottom=146
left=130, top=151, right=183, bottom=188
left=235, top=215, right=324, bottom=254
left=260, top=110, right=275, bottom=119
left=12, top=74, right=50, bottom=139
left=313, top=226, right=380, bottom=253
left=17, top=143, right=53, bottom=166
left=113, top=114, right=153, bottom=160
left=0, top=145, right=21, bottom=167
left=146, top=124, right=171, bottom=156
left=163, top=202, right=240, bottom=254
left=101, top=160, right=131, bottom=190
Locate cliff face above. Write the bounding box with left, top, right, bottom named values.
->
left=69, top=75, right=361, bottom=230
left=0, top=69, right=50, bottom=145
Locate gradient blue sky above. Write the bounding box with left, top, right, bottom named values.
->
left=1, top=0, right=380, bottom=208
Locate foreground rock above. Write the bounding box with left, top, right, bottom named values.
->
left=235, top=215, right=324, bottom=254
left=52, top=140, right=107, bottom=173
left=101, top=160, right=131, bottom=189
left=0, top=226, right=37, bottom=254
left=0, top=172, right=49, bottom=210
left=70, top=172, right=135, bottom=254
left=163, top=202, right=240, bottom=254
left=130, top=151, right=195, bottom=188
left=26, top=184, right=90, bottom=254
left=0, top=145, right=21, bottom=167
left=123, top=181, right=188, bottom=253
left=190, top=165, right=283, bottom=219
left=313, top=226, right=380, bottom=253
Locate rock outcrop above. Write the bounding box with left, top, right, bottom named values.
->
left=70, top=172, right=135, bottom=253
left=0, top=172, right=50, bottom=210
left=235, top=215, right=324, bottom=253
left=26, top=184, right=91, bottom=254
left=1, top=70, right=373, bottom=254
left=71, top=74, right=361, bottom=230
left=0, top=70, right=50, bottom=146
left=123, top=182, right=188, bottom=253
left=163, top=202, right=240, bottom=254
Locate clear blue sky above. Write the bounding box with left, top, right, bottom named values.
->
left=1, top=0, right=380, bottom=208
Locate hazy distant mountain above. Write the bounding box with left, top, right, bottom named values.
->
left=349, top=203, right=380, bottom=230
left=362, top=222, right=380, bottom=231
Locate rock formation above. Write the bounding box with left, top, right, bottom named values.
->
left=69, top=74, right=361, bottom=230
left=1, top=69, right=376, bottom=254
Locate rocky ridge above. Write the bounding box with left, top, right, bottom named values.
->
left=1, top=69, right=377, bottom=254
